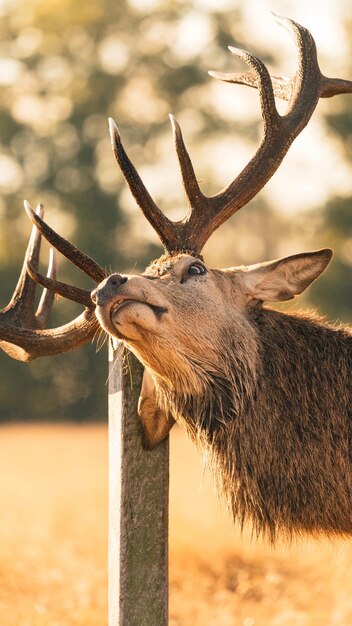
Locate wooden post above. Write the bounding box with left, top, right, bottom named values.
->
left=108, top=344, right=169, bottom=626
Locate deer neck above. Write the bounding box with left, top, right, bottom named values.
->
left=211, top=307, right=352, bottom=541
left=151, top=327, right=259, bottom=442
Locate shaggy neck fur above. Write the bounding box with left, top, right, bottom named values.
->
left=154, top=307, right=352, bottom=543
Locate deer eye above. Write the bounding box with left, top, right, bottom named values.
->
left=187, top=263, right=206, bottom=276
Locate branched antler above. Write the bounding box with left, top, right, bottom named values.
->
left=109, top=14, right=352, bottom=255
left=1, top=204, right=53, bottom=327
left=0, top=204, right=102, bottom=361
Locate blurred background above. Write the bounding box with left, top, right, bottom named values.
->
left=0, top=0, right=352, bottom=624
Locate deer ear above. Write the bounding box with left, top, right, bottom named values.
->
left=241, top=248, right=333, bottom=303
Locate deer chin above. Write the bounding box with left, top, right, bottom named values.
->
left=95, top=298, right=168, bottom=341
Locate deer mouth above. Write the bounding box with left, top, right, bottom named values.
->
left=94, top=295, right=168, bottom=341
left=110, top=297, right=168, bottom=319
left=106, top=297, right=168, bottom=340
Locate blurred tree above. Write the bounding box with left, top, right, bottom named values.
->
left=308, top=74, right=352, bottom=320
left=309, top=196, right=352, bottom=322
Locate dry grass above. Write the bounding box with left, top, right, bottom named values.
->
left=0, top=424, right=351, bottom=626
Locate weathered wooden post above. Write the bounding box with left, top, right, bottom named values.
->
left=108, top=344, right=169, bottom=626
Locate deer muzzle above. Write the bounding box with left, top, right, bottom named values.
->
left=91, top=273, right=128, bottom=306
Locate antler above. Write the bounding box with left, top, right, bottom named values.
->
left=0, top=203, right=104, bottom=362
left=109, top=14, right=352, bottom=256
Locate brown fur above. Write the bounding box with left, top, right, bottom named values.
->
left=94, top=250, right=352, bottom=542
left=160, top=308, right=352, bottom=542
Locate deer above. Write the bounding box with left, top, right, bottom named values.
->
left=1, top=15, right=352, bottom=542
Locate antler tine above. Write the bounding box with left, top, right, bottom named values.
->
left=108, top=118, right=176, bottom=253
left=321, top=78, right=352, bottom=98
left=24, top=200, right=107, bottom=283
left=27, top=259, right=93, bottom=308
left=169, top=114, right=206, bottom=215
left=208, top=70, right=294, bottom=102
left=227, top=47, right=278, bottom=134
left=3, top=203, right=44, bottom=325
left=278, top=16, right=322, bottom=125
left=281, top=9, right=351, bottom=99
left=0, top=310, right=98, bottom=362
left=34, top=248, right=57, bottom=329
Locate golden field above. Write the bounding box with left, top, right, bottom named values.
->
left=0, top=424, right=351, bottom=626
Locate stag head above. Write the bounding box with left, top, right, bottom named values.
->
left=91, top=249, right=332, bottom=395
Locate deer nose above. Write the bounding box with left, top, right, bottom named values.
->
left=91, top=273, right=128, bottom=306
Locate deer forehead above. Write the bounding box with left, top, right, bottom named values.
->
left=140, top=254, right=239, bottom=300
left=143, top=253, right=200, bottom=278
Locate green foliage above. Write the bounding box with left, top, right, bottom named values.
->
left=309, top=196, right=352, bottom=322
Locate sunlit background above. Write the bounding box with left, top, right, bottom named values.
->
left=0, top=0, right=352, bottom=624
